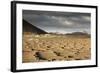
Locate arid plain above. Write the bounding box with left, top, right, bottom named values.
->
left=22, top=34, right=91, bottom=63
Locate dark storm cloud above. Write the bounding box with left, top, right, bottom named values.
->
left=23, top=10, right=91, bottom=34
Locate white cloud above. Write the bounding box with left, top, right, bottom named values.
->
left=82, top=16, right=91, bottom=21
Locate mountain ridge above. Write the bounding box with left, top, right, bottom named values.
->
left=23, top=19, right=47, bottom=34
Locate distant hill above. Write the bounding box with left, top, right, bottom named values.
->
left=66, top=32, right=90, bottom=38
left=23, top=19, right=47, bottom=34
left=70, top=32, right=89, bottom=35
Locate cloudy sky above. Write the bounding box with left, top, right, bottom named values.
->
left=23, top=10, right=91, bottom=34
